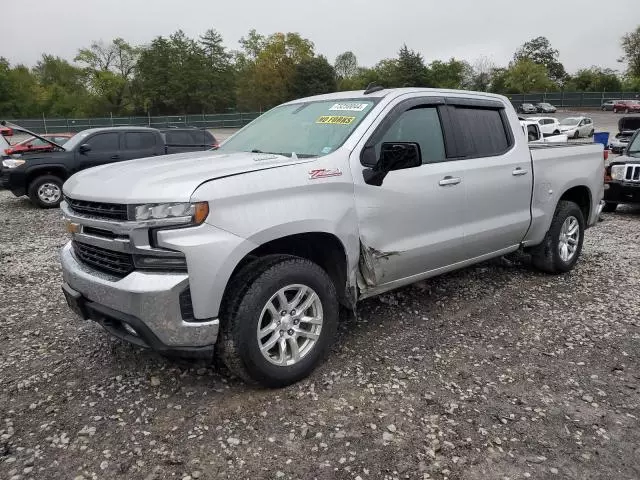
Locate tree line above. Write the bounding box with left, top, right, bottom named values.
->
left=1, top=26, right=639, bottom=119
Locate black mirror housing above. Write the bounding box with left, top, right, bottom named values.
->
left=378, top=142, right=422, bottom=171
left=79, top=144, right=91, bottom=153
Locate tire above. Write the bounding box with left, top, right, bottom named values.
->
left=531, top=200, right=585, bottom=274
left=602, top=107, right=606, bottom=111
left=553, top=130, right=560, bottom=135
left=27, top=175, right=64, bottom=208
left=625, top=108, right=629, bottom=114
left=573, top=131, right=580, bottom=139
left=589, top=130, right=594, bottom=137
left=613, top=108, right=618, bottom=113
left=602, top=202, right=618, bottom=213
left=218, top=255, right=339, bottom=388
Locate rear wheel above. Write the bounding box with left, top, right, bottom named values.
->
left=613, top=108, right=618, bottom=113
left=531, top=200, right=585, bottom=274
left=602, top=202, right=618, bottom=213
left=27, top=175, right=64, bottom=208
left=218, top=255, right=339, bottom=387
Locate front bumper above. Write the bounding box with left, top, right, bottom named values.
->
left=604, top=182, right=640, bottom=205
left=61, top=242, right=219, bottom=352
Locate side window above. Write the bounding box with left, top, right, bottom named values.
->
left=377, top=107, right=446, bottom=164
left=87, top=133, right=119, bottom=152
left=189, top=130, right=211, bottom=145
left=452, top=107, right=512, bottom=157
left=125, top=132, right=156, bottom=150
left=165, top=131, right=193, bottom=145
left=527, top=125, right=539, bottom=142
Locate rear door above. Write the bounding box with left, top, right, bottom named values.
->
left=446, top=99, right=533, bottom=259
left=121, top=131, right=160, bottom=160
left=77, top=132, right=121, bottom=169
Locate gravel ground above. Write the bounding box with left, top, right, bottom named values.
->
left=1, top=190, right=639, bottom=480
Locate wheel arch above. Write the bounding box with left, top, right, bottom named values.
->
left=25, top=165, right=69, bottom=188
left=559, top=185, right=592, bottom=223
left=221, top=231, right=354, bottom=312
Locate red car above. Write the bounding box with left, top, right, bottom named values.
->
left=612, top=100, right=640, bottom=114
left=5, top=133, right=73, bottom=155
left=0, top=125, right=13, bottom=137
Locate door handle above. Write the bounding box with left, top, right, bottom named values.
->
left=439, top=176, right=461, bottom=186
left=111, top=155, right=120, bottom=160
left=512, top=168, right=528, bottom=176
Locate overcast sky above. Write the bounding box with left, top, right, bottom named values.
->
left=3, top=0, right=637, bottom=73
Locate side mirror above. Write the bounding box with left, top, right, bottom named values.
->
left=363, top=142, right=422, bottom=186
left=79, top=144, right=91, bottom=154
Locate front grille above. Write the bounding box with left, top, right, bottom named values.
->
left=624, top=165, right=640, bottom=183
left=73, top=241, right=134, bottom=277
left=67, top=198, right=128, bottom=220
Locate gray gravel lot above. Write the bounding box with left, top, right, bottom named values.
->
left=1, top=188, right=640, bottom=480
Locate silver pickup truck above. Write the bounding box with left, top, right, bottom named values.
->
left=60, top=88, right=605, bottom=387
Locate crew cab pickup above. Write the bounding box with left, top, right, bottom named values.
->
left=60, top=88, right=605, bottom=387
left=1, top=125, right=216, bottom=208
left=604, top=128, right=640, bottom=211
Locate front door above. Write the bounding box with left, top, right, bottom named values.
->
left=352, top=98, right=467, bottom=287
left=77, top=132, right=121, bottom=169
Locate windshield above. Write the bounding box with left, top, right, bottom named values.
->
left=628, top=134, right=640, bottom=156
left=560, top=118, right=580, bottom=126
left=220, top=99, right=377, bottom=157
left=63, top=132, right=90, bottom=151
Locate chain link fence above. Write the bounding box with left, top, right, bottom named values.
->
left=7, top=112, right=262, bottom=134
left=507, top=91, right=640, bottom=108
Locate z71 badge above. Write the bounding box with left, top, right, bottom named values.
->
left=309, top=168, right=342, bottom=180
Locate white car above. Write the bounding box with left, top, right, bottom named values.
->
left=527, top=116, right=561, bottom=135
left=520, top=121, right=567, bottom=143
left=559, top=117, right=595, bottom=139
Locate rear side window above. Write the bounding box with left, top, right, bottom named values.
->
left=189, top=130, right=214, bottom=145
left=164, top=131, right=193, bottom=145
left=125, top=132, right=157, bottom=149
left=87, top=133, right=119, bottom=152
left=377, top=107, right=446, bottom=164
left=451, top=107, right=512, bottom=157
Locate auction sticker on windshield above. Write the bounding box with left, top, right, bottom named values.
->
left=316, top=116, right=355, bottom=125
left=329, top=103, right=369, bottom=112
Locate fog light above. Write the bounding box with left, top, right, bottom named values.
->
left=122, top=323, right=138, bottom=336
left=134, top=255, right=187, bottom=270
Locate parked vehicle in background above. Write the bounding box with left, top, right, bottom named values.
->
left=59, top=88, right=604, bottom=387
left=609, top=116, right=640, bottom=154
left=601, top=100, right=619, bottom=111
left=535, top=102, right=557, bottom=113
left=5, top=133, right=73, bottom=156
left=612, top=100, right=640, bottom=114
left=159, top=128, right=219, bottom=154
left=519, top=103, right=537, bottom=114
left=0, top=125, right=13, bottom=137
left=559, top=117, right=594, bottom=139
left=527, top=116, right=561, bottom=135
left=604, top=130, right=640, bottom=211
left=0, top=134, right=11, bottom=161
left=1, top=124, right=216, bottom=208
left=520, top=121, right=567, bottom=143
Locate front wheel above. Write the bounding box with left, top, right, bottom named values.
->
left=27, top=175, right=64, bottom=208
left=218, top=255, right=339, bottom=387
left=531, top=200, right=585, bottom=274
left=589, top=130, right=594, bottom=137
left=573, top=131, right=580, bottom=139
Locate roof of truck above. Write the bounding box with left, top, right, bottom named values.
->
left=284, top=88, right=508, bottom=105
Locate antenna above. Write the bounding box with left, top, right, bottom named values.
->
left=364, top=83, right=385, bottom=95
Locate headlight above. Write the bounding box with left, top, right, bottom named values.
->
left=134, top=201, right=209, bottom=224
left=2, top=159, right=25, bottom=168
left=610, top=165, right=626, bottom=180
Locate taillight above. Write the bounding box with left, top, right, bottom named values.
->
left=211, top=143, right=219, bottom=150
left=603, top=149, right=609, bottom=161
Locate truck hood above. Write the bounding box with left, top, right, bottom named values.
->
left=63, top=150, right=315, bottom=203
